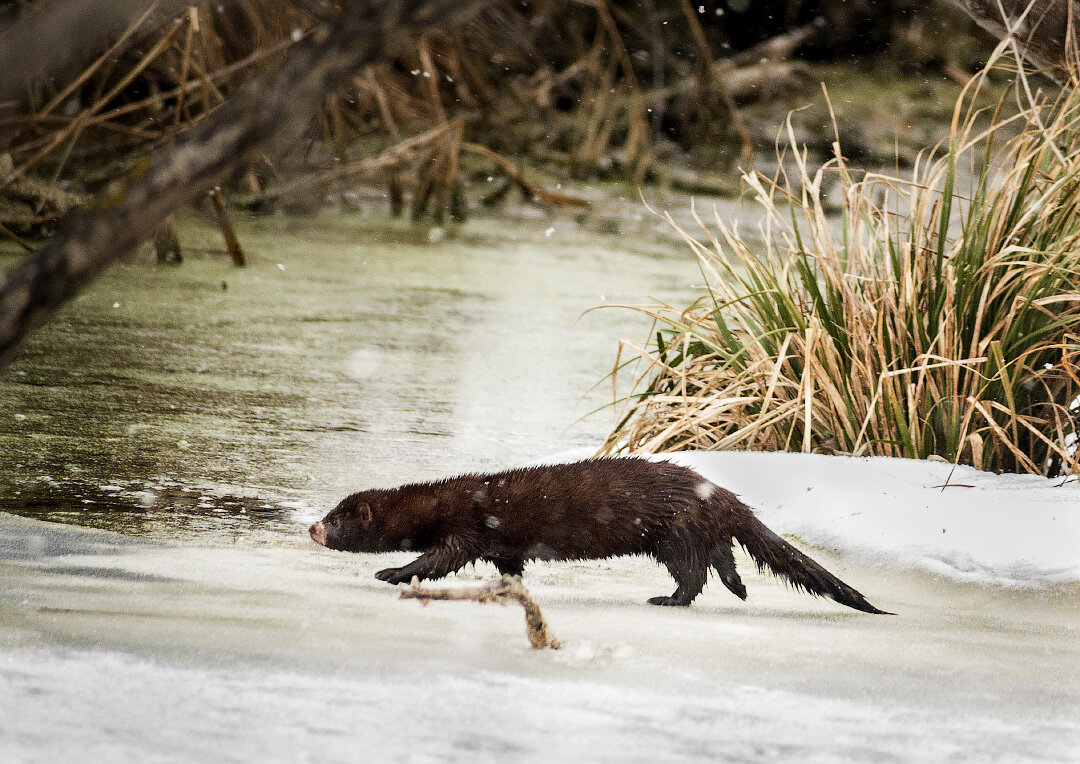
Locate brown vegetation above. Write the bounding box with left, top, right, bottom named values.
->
left=602, top=46, right=1080, bottom=477
left=0, top=0, right=985, bottom=238
left=0, top=0, right=491, bottom=367
left=947, top=0, right=1079, bottom=82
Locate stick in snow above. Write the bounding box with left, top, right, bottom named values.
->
left=399, top=575, right=561, bottom=650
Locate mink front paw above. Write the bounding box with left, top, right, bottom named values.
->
left=375, top=567, right=407, bottom=584
left=647, top=595, right=691, bottom=607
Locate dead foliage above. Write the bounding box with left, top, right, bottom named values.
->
left=602, top=46, right=1080, bottom=478
left=0, top=0, right=980, bottom=238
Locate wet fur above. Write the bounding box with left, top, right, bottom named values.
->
left=312, top=458, right=888, bottom=613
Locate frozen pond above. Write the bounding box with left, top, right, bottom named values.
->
left=1, top=511, right=1076, bottom=763
left=0, top=206, right=711, bottom=542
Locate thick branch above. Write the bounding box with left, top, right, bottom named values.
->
left=0, top=0, right=491, bottom=368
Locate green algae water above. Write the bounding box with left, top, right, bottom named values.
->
left=0, top=207, right=716, bottom=543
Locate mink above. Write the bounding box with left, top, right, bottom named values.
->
left=309, top=457, right=889, bottom=613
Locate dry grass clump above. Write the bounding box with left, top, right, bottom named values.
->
left=603, top=51, right=1080, bottom=477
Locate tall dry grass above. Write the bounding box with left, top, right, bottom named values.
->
left=603, top=48, right=1080, bottom=477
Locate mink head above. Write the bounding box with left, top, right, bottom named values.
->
left=310, top=493, right=377, bottom=552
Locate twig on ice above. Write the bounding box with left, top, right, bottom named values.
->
left=399, top=575, right=561, bottom=650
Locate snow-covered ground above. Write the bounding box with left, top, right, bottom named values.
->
left=660, top=451, right=1080, bottom=588
left=1, top=452, right=1077, bottom=762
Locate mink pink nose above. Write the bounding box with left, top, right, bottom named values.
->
left=309, top=521, right=327, bottom=546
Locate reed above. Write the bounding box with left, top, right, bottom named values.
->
left=603, top=49, right=1080, bottom=477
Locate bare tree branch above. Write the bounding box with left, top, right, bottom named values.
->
left=0, top=0, right=492, bottom=368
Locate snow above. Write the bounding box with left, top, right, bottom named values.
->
left=1, top=452, right=1078, bottom=762
left=1, top=646, right=1069, bottom=763
left=654, top=452, right=1080, bottom=588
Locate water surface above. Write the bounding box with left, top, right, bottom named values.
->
left=0, top=205, right=727, bottom=542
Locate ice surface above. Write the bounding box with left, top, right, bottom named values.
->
left=1, top=451, right=1078, bottom=762
left=2, top=643, right=1073, bottom=764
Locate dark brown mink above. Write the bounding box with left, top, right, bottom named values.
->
left=309, top=457, right=889, bottom=613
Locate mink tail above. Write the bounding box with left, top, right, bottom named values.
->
left=730, top=509, right=891, bottom=615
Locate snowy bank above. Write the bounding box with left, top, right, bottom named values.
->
left=651, top=452, right=1080, bottom=589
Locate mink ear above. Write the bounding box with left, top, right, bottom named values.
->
left=356, top=502, right=372, bottom=527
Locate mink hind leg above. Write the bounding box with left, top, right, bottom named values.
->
left=711, top=540, right=747, bottom=600
left=648, top=543, right=709, bottom=606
